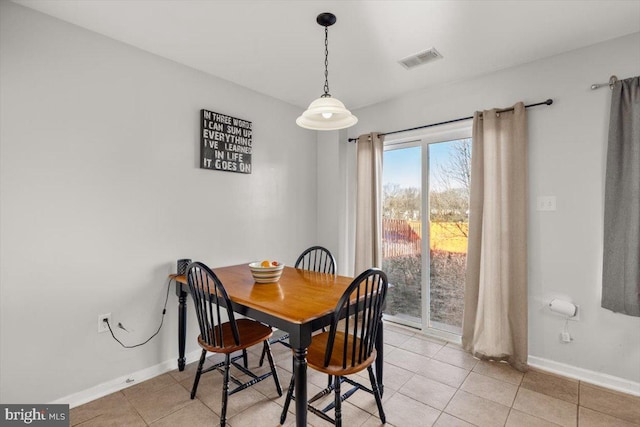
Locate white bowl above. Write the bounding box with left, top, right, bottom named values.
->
left=248, top=261, right=285, bottom=283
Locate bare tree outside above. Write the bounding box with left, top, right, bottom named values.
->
left=435, top=139, right=471, bottom=199
left=383, top=183, right=420, bottom=220
left=430, top=138, right=471, bottom=241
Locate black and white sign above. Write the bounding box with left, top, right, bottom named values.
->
left=200, top=109, right=252, bottom=174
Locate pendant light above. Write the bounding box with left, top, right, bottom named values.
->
left=296, top=13, right=358, bottom=131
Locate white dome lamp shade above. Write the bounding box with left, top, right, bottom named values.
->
left=296, top=96, right=358, bottom=130
left=296, top=13, right=357, bottom=131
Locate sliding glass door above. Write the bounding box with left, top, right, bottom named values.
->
left=382, top=128, right=471, bottom=339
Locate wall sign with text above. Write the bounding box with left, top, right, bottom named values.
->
left=200, top=109, right=252, bottom=174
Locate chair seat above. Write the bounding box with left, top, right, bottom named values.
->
left=198, top=318, right=273, bottom=354
left=307, top=331, right=377, bottom=376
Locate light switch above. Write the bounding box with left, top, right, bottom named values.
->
left=537, top=196, right=556, bottom=211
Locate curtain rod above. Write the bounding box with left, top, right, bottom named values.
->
left=590, top=75, right=618, bottom=90
left=347, top=98, right=553, bottom=143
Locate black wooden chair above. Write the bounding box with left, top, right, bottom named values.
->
left=280, top=268, right=388, bottom=426
left=186, top=262, right=282, bottom=427
left=259, top=246, right=337, bottom=366
left=295, top=245, right=337, bottom=274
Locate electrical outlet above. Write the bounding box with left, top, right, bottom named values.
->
left=98, top=313, right=111, bottom=333
left=561, top=331, right=572, bottom=343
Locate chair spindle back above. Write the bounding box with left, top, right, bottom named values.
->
left=295, top=246, right=336, bottom=274
left=186, top=262, right=240, bottom=348
left=324, top=268, right=388, bottom=369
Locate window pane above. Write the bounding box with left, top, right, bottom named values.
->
left=382, top=146, right=422, bottom=326
left=428, top=139, right=470, bottom=333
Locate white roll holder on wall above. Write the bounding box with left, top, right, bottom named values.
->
left=549, top=299, right=578, bottom=343
left=549, top=299, right=578, bottom=318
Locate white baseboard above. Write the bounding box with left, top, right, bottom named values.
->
left=53, top=350, right=639, bottom=408
left=528, top=356, right=640, bottom=397
left=51, top=349, right=203, bottom=408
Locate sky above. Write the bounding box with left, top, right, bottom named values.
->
left=383, top=139, right=469, bottom=191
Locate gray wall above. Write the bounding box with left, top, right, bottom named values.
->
left=334, top=32, right=640, bottom=389
left=0, top=2, right=318, bottom=403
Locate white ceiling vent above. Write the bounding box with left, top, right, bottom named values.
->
left=398, top=47, right=443, bottom=70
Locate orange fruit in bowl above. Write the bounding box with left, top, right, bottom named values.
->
left=260, top=260, right=271, bottom=268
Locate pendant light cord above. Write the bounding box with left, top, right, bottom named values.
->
left=323, top=26, right=330, bottom=97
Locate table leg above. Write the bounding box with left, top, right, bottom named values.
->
left=293, top=346, right=308, bottom=427
left=375, top=320, right=384, bottom=396
left=176, top=283, right=188, bottom=371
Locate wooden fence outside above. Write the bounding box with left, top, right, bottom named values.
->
left=382, top=218, right=422, bottom=258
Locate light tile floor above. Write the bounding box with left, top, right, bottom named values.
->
left=70, top=322, right=640, bottom=426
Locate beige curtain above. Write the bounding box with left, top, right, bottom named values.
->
left=462, top=103, right=528, bottom=372
left=354, top=133, right=384, bottom=275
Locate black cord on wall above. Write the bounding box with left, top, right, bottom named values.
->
left=103, top=278, right=173, bottom=349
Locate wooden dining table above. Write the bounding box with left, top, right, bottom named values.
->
left=170, top=263, right=385, bottom=427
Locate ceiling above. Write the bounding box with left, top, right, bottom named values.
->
left=13, top=0, right=640, bottom=110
